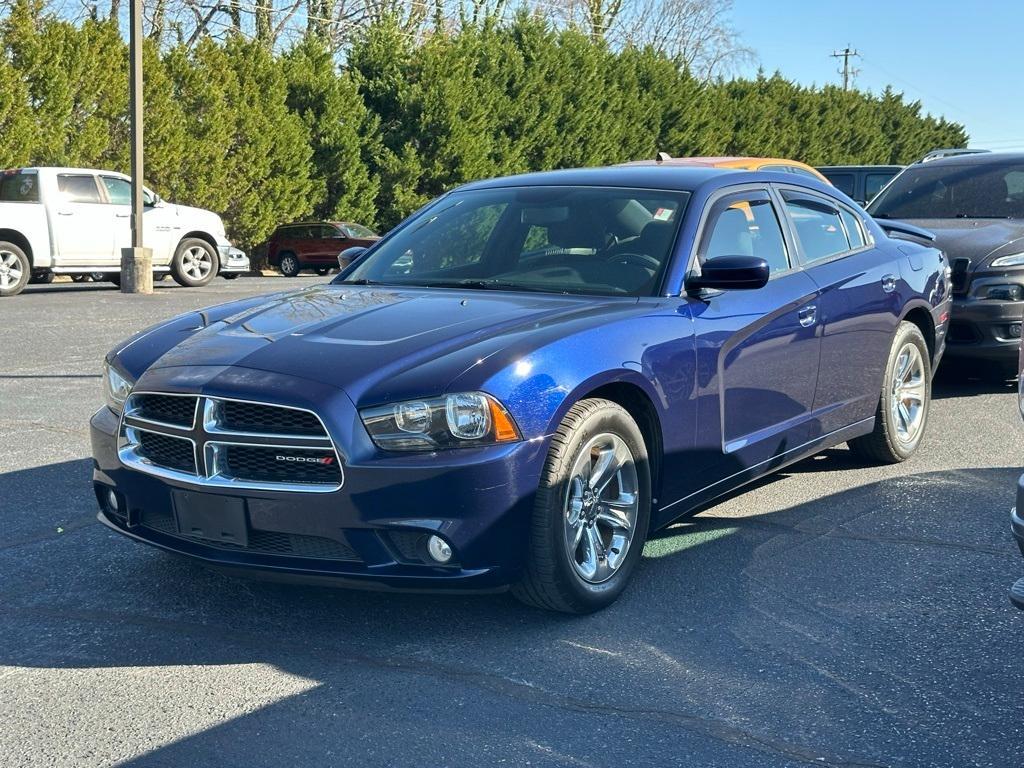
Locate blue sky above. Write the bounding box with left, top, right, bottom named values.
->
left=730, top=0, right=1022, bottom=151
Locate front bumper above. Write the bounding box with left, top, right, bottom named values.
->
left=90, top=386, right=547, bottom=591
left=1010, top=476, right=1024, bottom=610
left=945, top=295, right=1022, bottom=362
left=1012, top=475, right=1024, bottom=557
left=218, top=246, right=250, bottom=274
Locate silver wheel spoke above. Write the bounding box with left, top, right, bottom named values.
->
left=596, top=501, right=632, bottom=530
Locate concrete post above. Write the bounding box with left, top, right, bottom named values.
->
left=120, top=247, right=153, bottom=294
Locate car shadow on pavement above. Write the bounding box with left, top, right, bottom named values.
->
left=933, top=360, right=1018, bottom=400
left=0, top=459, right=1022, bottom=767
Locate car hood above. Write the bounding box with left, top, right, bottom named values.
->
left=146, top=284, right=636, bottom=401
left=899, top=218, right=1024, bottom=265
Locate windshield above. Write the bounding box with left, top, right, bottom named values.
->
left=343, top=223, right=377, bottom=238
left=336, top=186, right=690, bottom=296
left=868, top=161, right=1024, bottom=219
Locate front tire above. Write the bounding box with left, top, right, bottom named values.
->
left=0, top=242, right=30, bottom=297
left=171, top=238, right=218, bottom=287
left=512, top=398, right=651, bottom=614
left=849, top=321, right=932, bottom=463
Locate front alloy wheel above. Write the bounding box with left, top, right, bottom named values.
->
left=563, top=433, right=640, bottom=584
left=171, top=238, right=218, bottom=287
left=513, top=398, right=650, bottom=613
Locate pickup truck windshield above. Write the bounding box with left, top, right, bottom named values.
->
left=868, top=161, right=1024, bottom=219
left=338, top=186, right=690, bottom=297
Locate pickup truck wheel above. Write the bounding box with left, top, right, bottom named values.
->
left=278, top=253, right=301, bottom=277
left=849, top=321, right=931, bottom=464
left=0, top=242, right=30, bottom=297
left=512, top=398, right=651, bottom=614
left=171, top=238, right=218, bottom=287
left=30, top=270, right=54, bottom=284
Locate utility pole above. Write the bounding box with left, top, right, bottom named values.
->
left=121, top=0, right=152, bottom=294
left=831, top=46, right=860, bottom=91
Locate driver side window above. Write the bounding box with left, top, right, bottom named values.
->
left=700, top=193, right=790, bottom=276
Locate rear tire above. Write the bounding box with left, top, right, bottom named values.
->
left=30, top=270, right=54, bottom=284
left=278, top=253, right=301, bottom=277
left=0, top=242, right=30, bottom=297
left=512, top=398, right=651, bottom=614
left=315, top=266, right=331, bottom=276
left=849, top=321, right=931, bottom=464
left=171, top=238, right=218, bottom=287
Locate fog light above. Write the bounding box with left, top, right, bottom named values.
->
left=106, top=489, right=119, bottom=512
left=1009, top=323, right=1022, bottom=339
left=426, top=535, right=453, bottom=564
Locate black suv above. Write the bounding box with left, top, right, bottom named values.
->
left=817, top=165, right=903, bottom=206
left=867, top=153, right=1024, bottom=379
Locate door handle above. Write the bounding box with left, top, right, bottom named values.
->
left=115, top=212, right=130, bottom=218
left=798, top=305, right=817, bottom=327
left=881, top=274, right=897, bottom=293
left=57, top=209, right=73, bottom=216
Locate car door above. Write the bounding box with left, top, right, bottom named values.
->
left=685, top=187, right=822, bottom=491
left=778, top=187, right=900, bottom=435
left=310, top=224, right=343, bottom=265
left=101, top=175, right=176, bottom=266
left=51, top=173, right=116, bottom=265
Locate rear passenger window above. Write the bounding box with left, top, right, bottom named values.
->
left=57, top=174, right=102, bottom=203
left=0, top=171, right=39, bottom=202
left=701, top=194, right=790, bottom=276
left=839, top=209, right=865, bottom=249
left=783, top=193, right=850, bottom=263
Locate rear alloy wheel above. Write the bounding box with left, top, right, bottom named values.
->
left=849, top=321, right=931, bottom=463
left=171, top=238, right=218, bottom=287
left=0, top=242, right=30, bottom=297
left=278, top=253, right=301, bottom=277
left=513, top=398, right=651, bottom=613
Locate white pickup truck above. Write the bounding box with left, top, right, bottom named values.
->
left=0, top=167, right=249, bottom=296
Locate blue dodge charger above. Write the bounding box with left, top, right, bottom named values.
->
left=91, top=165, right=951, bottom=613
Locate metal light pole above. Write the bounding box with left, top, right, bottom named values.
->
left=121, top=0, right=152, bottom=294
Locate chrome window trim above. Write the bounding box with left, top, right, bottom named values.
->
left=117, top=392, right=344, bottom=494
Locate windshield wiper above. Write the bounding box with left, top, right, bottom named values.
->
left=336, top=278, right=382, bottom=285
left=418, top=279, right=557, bottom=293
left=954, top=213, right=1013, bottom=219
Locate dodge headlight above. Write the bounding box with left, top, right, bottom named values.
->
left=360, top=392, right=521, bottom=451
left=104, top=360, right=134, bottom=414
left=990, top=253, right=1024, bottom=269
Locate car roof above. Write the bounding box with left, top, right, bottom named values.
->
left=817, top=165, right=904, bottom=172
left=458, top=165, right=744, bottom=193
left=908, top=151, right=1024, bottom=168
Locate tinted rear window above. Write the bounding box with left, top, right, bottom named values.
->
left=864, top=172, right=897, bottom=201
left=824, top=173, right=855, bottom=197
left=868, top=162, right=1024, bottom=219
left=0, top=172, right=39, bottom=202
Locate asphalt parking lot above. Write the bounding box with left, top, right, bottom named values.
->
left=1, top=277, right=1022, bottom=768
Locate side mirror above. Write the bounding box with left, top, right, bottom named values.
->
left=687, top=255, right=769, bottom=292
left=338, top=246, right=368, bottom=270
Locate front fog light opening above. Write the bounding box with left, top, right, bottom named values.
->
left=426, top=534, right=453, bottom=564
left=106, top=489, right=120, bottom=513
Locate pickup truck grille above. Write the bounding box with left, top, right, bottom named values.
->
left=118, top=393, right=343, bottom=493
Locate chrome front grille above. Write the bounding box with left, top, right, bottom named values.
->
left=118, top=393, right=343, bottom=493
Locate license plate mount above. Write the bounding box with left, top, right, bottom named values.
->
left=172, top=491, right=249, bottom=547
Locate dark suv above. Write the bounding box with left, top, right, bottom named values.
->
left=817, top=165, right=903, bottom=206
left=267, top=221, right=379, bottom=277
left=867, top=153, right=1024, bottom=379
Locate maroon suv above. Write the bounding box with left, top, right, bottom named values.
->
left=267, top=221, right=379, bottom=277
